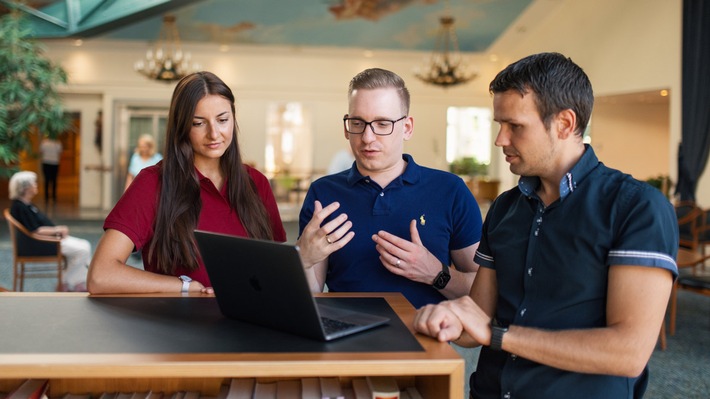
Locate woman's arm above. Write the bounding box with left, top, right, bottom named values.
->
left=87, top=229, right=208, bottom=294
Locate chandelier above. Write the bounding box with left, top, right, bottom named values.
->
left=415, top=15, right=477, bottom=88
left=134, top=15, right=198, bottom=82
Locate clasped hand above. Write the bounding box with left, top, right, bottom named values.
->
left=414, top=296, right=493, bottom=345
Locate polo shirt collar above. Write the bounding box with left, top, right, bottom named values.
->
left=194, top=166, right=229, bottom=197
left=518, top=144, right=599, bottom=201
left=345, top=153, right=421, bottom=186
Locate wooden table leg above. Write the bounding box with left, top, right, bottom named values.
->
left=669, top=280, right=678, bottom=336
left=658, top=319, right=667, bottom=350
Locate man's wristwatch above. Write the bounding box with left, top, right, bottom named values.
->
left=490, top=319, right=508, bottom=351
left=179, top=275, right=192, bottom=293
left=432, top=263, right=451, bottom=290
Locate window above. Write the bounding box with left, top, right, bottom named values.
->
left=446, top=106, right=492, bottom=165
left=265, top=102, right=312, bottom=176
left=265, top=102, right=313, bottom=204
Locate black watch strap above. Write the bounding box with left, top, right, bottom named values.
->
left=490, top=320, right=508, bottom=351
left=432, top=262, right=451, bottom=289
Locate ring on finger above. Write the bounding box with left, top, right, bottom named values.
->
left=326, top=235, right=332, bottom=244
left=396, top=258, right=401, bottom=266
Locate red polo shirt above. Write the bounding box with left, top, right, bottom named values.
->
left=104, top=162, right=286, bottom=286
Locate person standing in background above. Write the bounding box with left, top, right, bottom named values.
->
left=125, top=134, right=163, bottom=191
left=39, top=136, right=62, bottom=204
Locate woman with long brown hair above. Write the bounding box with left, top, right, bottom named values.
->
left=88, top=71, right=286, bottom=294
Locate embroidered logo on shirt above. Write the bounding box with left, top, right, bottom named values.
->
left=419, top=214, right=426, bottom=226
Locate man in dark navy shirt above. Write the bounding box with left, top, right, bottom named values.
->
left=414, top=53, right=678, bottom=398
left=296, top=68, right=483, bottom=308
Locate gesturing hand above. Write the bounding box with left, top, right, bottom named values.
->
left=296, top=200, right=354, bottom=268
left=372, top=219, right=440, bottom=284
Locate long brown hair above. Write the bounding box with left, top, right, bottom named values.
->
left=150, top=71, right=274, bottom=273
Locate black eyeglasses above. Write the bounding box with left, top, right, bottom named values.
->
left=343, top=115, right=407, bottom=136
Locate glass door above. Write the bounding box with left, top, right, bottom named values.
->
left=114, top=106, right=168, bottom=203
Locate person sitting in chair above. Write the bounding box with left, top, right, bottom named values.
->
left=8, top=171, right=90, bottom=291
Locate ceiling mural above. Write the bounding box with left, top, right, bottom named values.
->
left=134, top=0, right=532, bottom=52
left=6, top=0, right=533, bottom=53
left=327, top=0, right=439, bottom=21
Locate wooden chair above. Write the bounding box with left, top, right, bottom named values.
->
left=668, top=248, right=710, bottom=336
left=678, top=273, right=710, bottom=296
left=661, top=204, right=710, bottom=346
left=675, top=201, right=704, bottom=251
left=3, top=208, right=65, bottom=291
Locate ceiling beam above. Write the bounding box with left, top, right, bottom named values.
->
left=0, top=0, right=68, bottom=28
left=3, top=0, right=206, bottom=38
left=78, top=0, right=110, bottom=24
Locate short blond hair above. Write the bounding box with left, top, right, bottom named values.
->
left=9, top=171, right=37, bottom=200
left=136, top=134, right=158, bottom=157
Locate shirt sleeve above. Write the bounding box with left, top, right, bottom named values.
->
left=449, top=176, right=483, bottom=250
left=104, top=166, right=160, bottom=250
left=298, top=185, right=317, bottom=237
left=607, top=181, right=679, bottom=276
left=473, top=193, right=503, bottom=270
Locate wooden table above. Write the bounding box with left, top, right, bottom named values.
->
left=0, top=292, right=465, bottom=398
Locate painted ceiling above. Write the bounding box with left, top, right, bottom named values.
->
left=5, top=0, right=533, bottom=52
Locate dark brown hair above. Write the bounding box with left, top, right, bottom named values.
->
left=489, top=52, right=594, bottom=135
left=150, top=71, right=273, bottom=273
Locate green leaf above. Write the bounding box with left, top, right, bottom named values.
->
left=0, top=9, right=70, bottom=175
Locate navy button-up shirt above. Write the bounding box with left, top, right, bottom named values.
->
left=472, top=145, right=678, bottom=399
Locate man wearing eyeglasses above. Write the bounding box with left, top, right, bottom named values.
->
left=296, top=68, right=483, bottom=309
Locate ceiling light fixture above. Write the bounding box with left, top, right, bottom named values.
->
left=134, top=15, right=199, bottom=83
left=415, top=11, right=477, bottom=88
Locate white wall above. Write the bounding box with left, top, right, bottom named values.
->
left=490, top=0, right=686, bottom=200
left=592, top=100, right=670, bottom=181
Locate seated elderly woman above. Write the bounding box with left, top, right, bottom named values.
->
left=8, top=171, right=90, bottom=291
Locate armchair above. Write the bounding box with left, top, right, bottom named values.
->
left=3, top=208, right=65, bottom=291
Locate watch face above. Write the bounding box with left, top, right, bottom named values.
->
left=433, top=271, right=451, bottom=289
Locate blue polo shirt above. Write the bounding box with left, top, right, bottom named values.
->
left=471, top=145, right=678, bottom=399
left=299, top=154, right=482, bottom=308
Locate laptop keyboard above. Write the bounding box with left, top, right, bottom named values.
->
left=321, top=316, right=357, bottom=334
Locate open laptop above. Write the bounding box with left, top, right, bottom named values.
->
left=194, top=230, right=389, bottom=341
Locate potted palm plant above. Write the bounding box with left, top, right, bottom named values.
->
left=0, top=6, right=70, bottom=181
left=449, top=156, right=499, bottom=201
